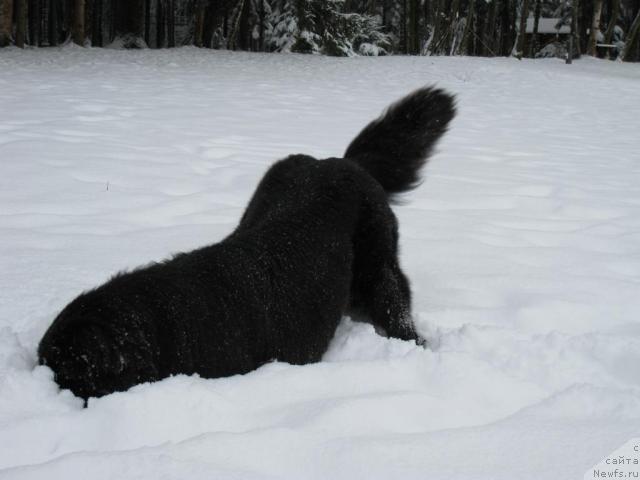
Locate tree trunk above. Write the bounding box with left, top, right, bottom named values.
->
left=483, top=0, right=499, bottom=55
left=514, top=0, right=530, bottom=58
left=203, top=1, right=216, bottom=48
left=602, top=0, right=619, bottom=56
left=402, top=0, right=408, bottom=53
left=28, top=0, right=41, bottom=45
left=428, top=0, right=446, bottom=54
left=579, top=0, right=590, bottom=53
left=0, top=0, right=12, bottom=46
left=73, top=0, right=85, bottom=45
left=447, top=0, right=461, bottom=54
left=223, top=5, right=228, bottom=38
left=602, top=0, right=619, bottom=43
left=258, top=0, right=264, bottom=51
left=92, top=0, right=102, bottom=46
left=237, top=0, right=250, bottom=50
left=226, top=0, right=244, bottom=50
left=16, top=0, right=27, bottom=47
left=167, top=0, right=174, bottom=47
left=194, top=0, right=205, bottom=47
left=144, top=0, right=150, bottom=45
left=48, top=0, right=58, bottom=46
left=500, top=0, right=515, bottom=55
left=571, top=0, right=582, bottom=56
left=408, top=0, right=419, bottom=54
left=587, top=0, right=604, bottom=55
left=458, top=0, right=475, bottom=54
left=529, top=0, right=541, bottom=56
left=156, top=0, right=165, bottom=47
left=60, top=0, right=71, bottom=43
left=620, top=7, right=640, bottom=61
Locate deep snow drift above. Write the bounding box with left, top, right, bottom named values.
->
left=0, top=47, right=639, bottom=479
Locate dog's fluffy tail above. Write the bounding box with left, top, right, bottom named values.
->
left=344, top=86, right=456, bottom=198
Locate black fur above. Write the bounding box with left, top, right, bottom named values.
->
left=38, top=87, right=456, bottom=400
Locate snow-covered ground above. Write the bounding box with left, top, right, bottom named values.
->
left=1, top=47, right=639, bottom=479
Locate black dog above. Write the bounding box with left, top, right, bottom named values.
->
left=38, top=87, right=456, bottom=400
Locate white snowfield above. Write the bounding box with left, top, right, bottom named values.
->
left=0, top=47, right=639, bottom=480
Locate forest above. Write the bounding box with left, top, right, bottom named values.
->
left=0, top=0, right=638, bottom=60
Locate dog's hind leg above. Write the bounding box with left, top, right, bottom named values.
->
left=350, top=199, right=420, bottom=343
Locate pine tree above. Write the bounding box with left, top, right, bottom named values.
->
left=266, top=0, right=297, bottom=52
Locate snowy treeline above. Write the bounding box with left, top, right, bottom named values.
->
left=0, top=0, right=638, bottom=60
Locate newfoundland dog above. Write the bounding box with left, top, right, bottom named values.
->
left=38, top=87, right=456, bottom=400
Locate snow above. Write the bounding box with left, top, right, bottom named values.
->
left=1, top=47, right=639, bottom=479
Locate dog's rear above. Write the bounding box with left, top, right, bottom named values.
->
left=38, top=86, right=456, bottom=401
left=345, top=87, right=456, bottom=198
